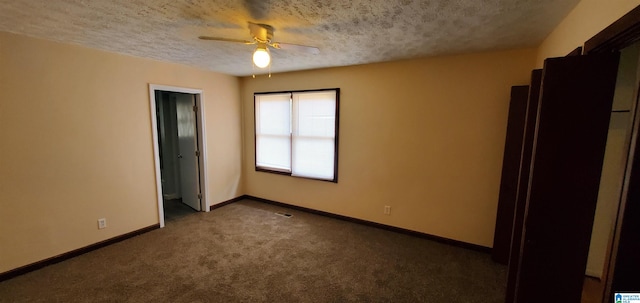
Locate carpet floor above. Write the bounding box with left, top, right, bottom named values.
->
left=0, top=199, right=506, bottom=302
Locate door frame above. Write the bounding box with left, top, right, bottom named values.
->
left=584, top=5, right=640, bottom=301
left=148, top=84, right=210, bottom=227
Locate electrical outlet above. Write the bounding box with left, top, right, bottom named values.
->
left=384, top=205, right=391, bottom=215
left=98, top=218, right=107, bottom=229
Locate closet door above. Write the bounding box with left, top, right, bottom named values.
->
left=505, top=69, right=542, bottom=303
left=492, top=85, right=530, bottom=265
left=511, top=53, right=620, bottom=302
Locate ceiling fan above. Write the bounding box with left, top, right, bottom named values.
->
left=199, top=22, right=320, bottom=69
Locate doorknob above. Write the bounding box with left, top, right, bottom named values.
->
left=177, top=154, right=183, bottom=159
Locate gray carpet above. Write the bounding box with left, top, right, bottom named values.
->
left=0, top=199, right=506, bottom=302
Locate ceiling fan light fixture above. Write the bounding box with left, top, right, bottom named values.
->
left=252, top=45, right=270, bottom=68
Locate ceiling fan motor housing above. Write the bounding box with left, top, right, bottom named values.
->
left=250, top=23, right=274, bottom=43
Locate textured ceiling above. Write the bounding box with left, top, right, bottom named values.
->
left=0, top=0, right=580, bottom=76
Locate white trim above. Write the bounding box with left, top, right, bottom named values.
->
left=149, top=87, right=165, bottom=228
left=194, top=93, right=211, bottom=213
left=148, top=84, right=209, bottom=228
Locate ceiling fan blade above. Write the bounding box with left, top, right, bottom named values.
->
left=271, top=42, right=320, bottom=55
left=198, top=36, right=254, bottom=44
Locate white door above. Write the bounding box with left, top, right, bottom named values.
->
left=175, top=94, right=201, bottom=211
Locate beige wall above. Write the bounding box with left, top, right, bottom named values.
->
left=536, top=0, right=640, bottom=66
left=0, top=32, right=243, bottom=272
left=240, top=49, right=537, bottom=247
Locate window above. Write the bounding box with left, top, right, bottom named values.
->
left=255, top=89, right=339, bottom=182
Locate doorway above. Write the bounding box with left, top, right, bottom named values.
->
left=149, top=85, right=209, bottom=227
left=582, top=40, right=640, bottom=303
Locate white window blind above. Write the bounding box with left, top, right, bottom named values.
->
left=255, top=89, right=338, bottom=182
left=255, top=93, right=292, bottom=172
left=292, top=91, right=337, bottom=180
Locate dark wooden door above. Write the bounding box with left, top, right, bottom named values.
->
left=505, top=69, right=542, bottom=302
left=492, top=85, right=530, bottom=265
left=511, top=53, right=620, bottom=302
left=498, top=46, right=586, bottom=268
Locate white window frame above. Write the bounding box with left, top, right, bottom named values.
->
left=254, top=88, right=340, bottom=182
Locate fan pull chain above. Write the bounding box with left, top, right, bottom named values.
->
left=250, top=55, right=272, bottom=78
